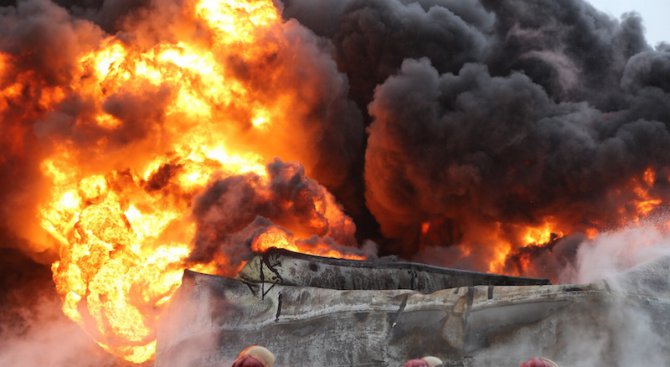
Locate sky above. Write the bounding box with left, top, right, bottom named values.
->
left=588, top=0, right=667, bottom=46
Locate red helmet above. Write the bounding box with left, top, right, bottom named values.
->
left=403, top=359, right=429, bottom=367
left=520, top=357, right=559, bottom=367
left=233, top=345, right=275, bottom=367
left=232, top=355, right=265, bottom=367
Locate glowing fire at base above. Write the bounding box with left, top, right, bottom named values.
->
left=35, top=0, right=361, bottom=363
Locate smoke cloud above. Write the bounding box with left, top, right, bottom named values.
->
left=0, top=295, right=123, bottom=367
left=0, top=248, right=124, bottom=367
left=281, top=0, right=670, bottom=271
left=367, top=56, right=670, bottom=260
left=568, top=219, right=670, bottom=284
left=1, top=0, right=670, bottom=362
left=554, top=220, right=670, bottom=365
left=189, top=160, right=361, bottom=274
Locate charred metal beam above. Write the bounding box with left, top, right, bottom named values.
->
left=238, top=248, right=550, bottom=292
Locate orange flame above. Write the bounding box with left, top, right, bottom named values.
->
left=483, top=168, right=665, bottom=276
left=35, top=0, right=362, bottom=363
left=633, top=168, right=662, bottom=218
left=252, top=226, right=365, bottom=261
left=482, top=219, right=562, bottom=274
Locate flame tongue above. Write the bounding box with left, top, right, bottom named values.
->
left=47, top=161, right=194, bottom=362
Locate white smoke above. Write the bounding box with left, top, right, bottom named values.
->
left=468, top=218, right=670, bottom=366
left=0, top=294, right=121, bottom=367
left=567, top=218, right=670, bottom=283
left=550, top=219, right=670, bottom=366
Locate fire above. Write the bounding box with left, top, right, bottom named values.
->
left=485, top=168, right=666, bottom=276
left=489, top=242, right=513, bottom=274
left=196, top=0, right=280, bottom=40
left=521, top=220, right=563, bottom=246
left=44, top=149, right=199, bottom=362
left=632, top=168, right=662, bottom=218
left=481, top=220, right=561, bottom=274
left=585, top=228, right=599, bottom=240
left=32, top=0, right=363, bottom=363
left=10, top=0, right=667, bottom=362
left=420, top=222, right=431, bottom=236
left=252, top=227, right=365, bottom=261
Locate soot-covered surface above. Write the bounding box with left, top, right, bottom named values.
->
left=155, top=256, right=670, bottom=366
left=238, top=248, right=549, bottom=292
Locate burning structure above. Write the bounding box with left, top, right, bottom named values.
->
left=155, top=249, right=670, bottom=366
left=1, top=0, right=670, bottom=365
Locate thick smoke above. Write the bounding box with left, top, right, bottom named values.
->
left=284, top=0, right=649, bottom=109
left=189, top=160, right=361, bottom=274
left=283, top=0, right=670, bottom=268
left=284, top=0, right=492, bottom=108
left=366, top=57, right=670, bottom=264
left=248, top=18, right=366, bottom=214
left=52, top=0, right=150, bottom=33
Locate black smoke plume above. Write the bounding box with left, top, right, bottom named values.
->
left=284, top=0, right=670, bottom=272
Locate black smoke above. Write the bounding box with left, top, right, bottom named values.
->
left=188, top=160, right=360, bottom=272
left=282, top=0, right=670, bottom=271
